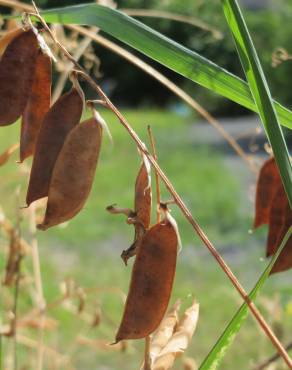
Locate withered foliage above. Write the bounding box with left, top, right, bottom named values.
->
left=38, top=117, right=102, bottom=230
left=116, top=217, right=178, bottom=341
left=152, top=301, right=199, bottom=370
left=0, top=30, right=38, bottom=125
left=254, top=157, right=292, bottom=274
left=26, top=88, right=83, bottom=206
left=20, top=51, right=52, bottom=162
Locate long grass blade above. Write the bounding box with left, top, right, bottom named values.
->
left=199, top=227, right=292, bottom=370
left=39, top=4, right=292, bottom=129
left=222, top=0, right=292, bottom=207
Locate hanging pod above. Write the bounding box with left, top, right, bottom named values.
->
left=0, top=27, right=23, bottom=56
left=266, top=183, right=286, bottom=257
left=254, top=157, right=280, bottom=229
left=270, top=202, right=292, bottom=274
left=37, top=116, right=103, bottom=230
left=0, top=29, right=39, bottom=125
left=115, top=215, right=178, bottom=341
left=26, top=88, right=83, bottom=206
left=20, top=51, right=52, bottom=162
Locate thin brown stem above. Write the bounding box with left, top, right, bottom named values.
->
left=28, top=203, right=45, bottom=370
left=68, top=25, right=258, bottom=175
left=254, top=342, right=292, bottom=370
left=121, top=8, right=223, bottom=40
left=147, top=126, right=161, bottom=223
left=28, top=9, right=292, bottom=368
left=143, top=335, right=152, bottom=370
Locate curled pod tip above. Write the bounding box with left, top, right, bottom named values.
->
left=37, top=117, right=102, bottom=230
left=20, top=51, right=52, bottom=162
left=0, top=29, right=39, bottom=126
left=26, top=87, right=83, bottom=206
left=115, top=218, right=178, bottom=341
left=134, top=154, right=152, bottom=230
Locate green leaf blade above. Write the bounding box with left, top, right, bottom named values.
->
left=40, top=4, right=292, bottom=129
left=222, top=0, right=292, bottom=207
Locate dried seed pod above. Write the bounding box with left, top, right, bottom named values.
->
left=0, top=27, right=23, bottom=56
left=266, top=184, right=286, bottom=257
left=270, top=201, right=292, bottom=274
left=115, top=218, right=178, bottom=341
left=135, top=155, right=152, bottom=229
left=37, top=117, right=102, bottom=230
left=254, top=157, right=280, bottom=228
left=20, top=51, right=51, bottom=162
left=0, top=29, right=38, bottom=125
left=26, top=88, right=83, bottom=206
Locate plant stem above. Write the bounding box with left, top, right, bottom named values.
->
left=30, top=7, right=292, bottom=368
left=254, top=342, right=292, bottom=370
left=147, top=125, right=161, bottom=223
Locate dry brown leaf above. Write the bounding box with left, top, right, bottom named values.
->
left=20, top=51, right=52, bottom=162
left=37, top=116, right=102, bottom=230
left=0, top=30, right=38, bottom=125
left=115, top=218, right=178, bottom=341
left=26, top=87, right=83, bottom=206
left=150, top=300, right=181, bottom=361
left=254, top=157, right=280, bottom=229
left=0, top=143, right=19, bottom=167
left=152, top=301, right=199, bottom=370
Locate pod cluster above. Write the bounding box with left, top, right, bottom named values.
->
left=0, top=27, right=103, bottom=229
left=0, top=25, right=182, bottom=344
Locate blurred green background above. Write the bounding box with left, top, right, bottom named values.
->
left=0, top=0, right=291, bottom=369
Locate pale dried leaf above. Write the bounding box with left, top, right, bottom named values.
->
left=150, top=300, right=181, bottom=360
left=153, top=301, right=199, bottom=370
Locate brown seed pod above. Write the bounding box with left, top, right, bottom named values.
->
left=270, top=201, right=292, bottom=274
left=0, top=29, right=39, bottom=125
left=134, top=155, right=152, bottom=229
left=0, top=27, right=23, bottom=56
left=115, top=218, right=178, bottom=341
left=26, top=88, right=83, bottom=206
left=266, top=184, right=286, bottom=257
left=37, top=117, right=102, bottom=230
left=254, top=157, right=280, bottom=229
left=20, top=51, right=52, bottom=162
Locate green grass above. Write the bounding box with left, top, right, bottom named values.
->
left=0, top=109, right=291, bottom=369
